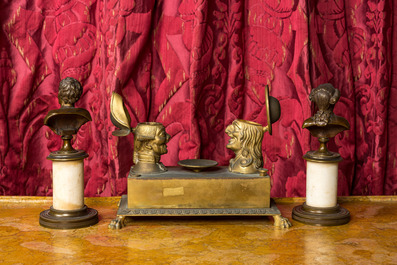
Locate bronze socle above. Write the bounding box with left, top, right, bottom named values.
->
left=39, top=77, right=98, bottom=229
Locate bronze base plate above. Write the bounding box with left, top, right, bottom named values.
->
left=292, top=202, right=350, bottom=226
left=110, top=167, right=291, bottom=229
left=109, top=195, right=292, bottom=229
left=39, top=205, right=98, bottom=229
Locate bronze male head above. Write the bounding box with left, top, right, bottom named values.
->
left=58, top=77, right=83, bottom=107
left=225, top=119, right=264, bottom=174
left=132, top=122, right=170, bottom=173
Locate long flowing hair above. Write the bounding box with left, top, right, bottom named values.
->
left=238, top=121, right=264, bottom=169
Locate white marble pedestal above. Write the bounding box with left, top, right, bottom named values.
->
left=306, top=161, right=338, bottom=208
left=39, top=152, right=98, bottom=229
left=53, top=160, right=85, bottom=210
left=292, top=158, right=350, bottom=226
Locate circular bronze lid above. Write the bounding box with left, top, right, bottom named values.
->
left=178, top=159, right=218, bottom=172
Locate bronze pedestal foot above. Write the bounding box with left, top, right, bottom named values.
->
left=39, top=206, right=98, bottom=229
left=292, top=203, right=350, bottom=226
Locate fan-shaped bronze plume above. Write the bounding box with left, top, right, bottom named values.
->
left=110, top=92, right=133, bottom=136
left=265, top=85, right=281, bottom=135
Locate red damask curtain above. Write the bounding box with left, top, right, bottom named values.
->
left=0, top=0, right=396, bottom=197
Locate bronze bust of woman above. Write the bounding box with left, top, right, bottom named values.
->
left=303, top=83, right=350, bottom=161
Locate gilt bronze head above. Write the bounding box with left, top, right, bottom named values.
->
left=132, top=122, right=170, bottom=174
left=226, top=119, right=265, bottom=174
left=109, top=92, right=171, bottom=174
left=225, top=86, right=280, bottom=174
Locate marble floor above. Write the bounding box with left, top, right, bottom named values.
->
left=0, top=196, right=396, bottom=265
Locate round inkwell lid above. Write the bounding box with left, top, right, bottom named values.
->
left=178, top=159, right=218, bottom=172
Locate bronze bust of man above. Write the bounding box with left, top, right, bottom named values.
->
left=131, top=122, right=170, bottom=174
left=225, top=119, right=265, bottom=174
left=225, top=86, right=281, bottom=174
left=44, top=77, right=91, bottom=158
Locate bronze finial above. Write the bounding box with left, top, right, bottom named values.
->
left=44, top=77, right=91, bottom=160
left=303, top=83, right=350, bottom=161
left=110, top=92, right=170, bottom=174
left=225, top=86, right=280, bottom=174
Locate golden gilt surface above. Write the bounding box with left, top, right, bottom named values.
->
left=0, top=196, right=396, bottom=264
left=128, top=167, right=271, bottom=209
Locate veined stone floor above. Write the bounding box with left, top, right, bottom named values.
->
left=0, top=196, right=396, bottom=265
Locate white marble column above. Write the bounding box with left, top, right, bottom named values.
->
left=52, top=160, right=85, bottom=210
left=306, top=161, right=339, bottom=208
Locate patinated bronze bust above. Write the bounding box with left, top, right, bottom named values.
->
left=44, top=77, right=91, bottom=159
left=40, top=77, right=98, bottom=229
left=303, top=83, right=350, bottom=161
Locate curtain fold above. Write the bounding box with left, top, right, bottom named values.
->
left=0, top=0, right=395, bottom=197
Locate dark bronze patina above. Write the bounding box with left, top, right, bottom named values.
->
left=39, top=77, right=98, bottom=229
left=292, top=203, right=350, bottom=226
left=44, top=77, right=92, bottom=161
left=292, top=83, right=350, bottom=226
left=302, top=83, right=350, bottom=162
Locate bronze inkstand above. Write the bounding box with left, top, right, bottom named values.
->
left=292, top=83, right=350, bottom=226
left=39, top=77, right=98, bottom=229
left=109, top=86, right=291, bottom=229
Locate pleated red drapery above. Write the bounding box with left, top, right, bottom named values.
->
left=0, top=0, right=396, bottom=196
